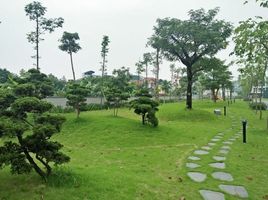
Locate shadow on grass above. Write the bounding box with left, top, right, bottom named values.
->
left=47, top=167, right=84, bottom=188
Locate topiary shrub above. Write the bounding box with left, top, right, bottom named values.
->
left=249, top=102, right=267, bottom=110
left=129, top=88, right=159, bottom=127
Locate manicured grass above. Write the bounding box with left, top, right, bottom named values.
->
left=0, top=100, right=267, bottom=199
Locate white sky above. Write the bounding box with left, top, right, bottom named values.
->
left=0, top=0, right=267, bottom=80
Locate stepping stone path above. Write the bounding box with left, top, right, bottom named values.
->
left=201, top=146, right=212, bottom=150
left=199, top=190, right=225, bottom=200
left=211, top=138, right=220, bottom=142
left=187, top=172, right=207, bottom=182
left=219, top=185, right=249, bottom=198
left=212, top=172, right=233, bottom=181
left=186, top=163, right=200, bottom=169
left=208, top=143, right=216, bottom=146
left=219, top=149, right=229, bottom=154
left=223, top=141, right=232, bottom=145
left=221, top=146, right=231, bottom=150
left=194, top=150, right=209, bottom=155
left=213, top=156, right=226, bottom=161
left=188, top=156, right=200, bottom=161
left=209, top=162, right=226, bottom=169
left=185, top=124, right=249, bottom=199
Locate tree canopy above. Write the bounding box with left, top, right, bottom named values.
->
left=0, top=69, right=69, bottom=181
left=59, top=32, right=81, bottom=80
left=151, top=7, right=233, bottom=109
left=25, top=1, right=64, bottom=70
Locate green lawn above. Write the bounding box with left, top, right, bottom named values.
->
left=0, top=100, right=267, bottom=199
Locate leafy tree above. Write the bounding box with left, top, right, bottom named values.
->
left=47, top=74, right=67, bottom=96
left=244, top=0, right=268, bottom=7
left=135, top=60, right=145, bottom=82
left=66, top=82, right=89, bottom=118
left=25, top=1, right=64, bottom=70
left=130, top=88, right=159, bottom=126
left=59, top=32, right=81, bottom=81
left=0, top=68, right=12, bottom=84
left=105, top=67, right=131, bottom=116
left=159, top=80, right=172, bottom=102
left=147, top=36, right=163, bottom=99
left=151, top=8, right=232, bottom=109
left=199, top=58, right=232, bottom=102
left=13, top=68, right=54, bottom=99
left=142, top=53, right=153, bottom=87
left=233, top=18, right=268, bottom=119
left=0, top=72, right=69, bottom=181
left=100, top=35, right=110, bottom=106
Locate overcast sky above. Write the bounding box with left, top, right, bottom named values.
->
left=1, top=0, right=267, bottom=80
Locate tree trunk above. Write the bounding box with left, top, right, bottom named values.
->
left=142, top=114, right=145, bottom=125
left=36, top=155, right=52, bottom=176
left=222, top=86, right=226, bottom=101
left=100, top=55, right=106, bottom=108
left=145, top=64, right=148, bottom=88
left=69, top=52, right=76, bottom=81
left=36, top=17, right=40, bottom=71
left=186, top=67, right=193, bottom=109
left=155, top=48, right=160, bottom=100
left=212, top=89, right=217, bottom=103
left=17, top=134, right=47, bottom=181
left=76, top=105, right=80, bottom=118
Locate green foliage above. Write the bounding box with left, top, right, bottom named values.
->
left=59, top=32, right=81, bottom=81
left=151, top=7, right=233, bottom=109
left=105, top=67, right=131, bottom=116
left=66, top=82, right=90, bottom=118
left=47, top=74, right=67, bottom=96
left=0, top=76, right=69, bottom=181
left=14, top=68, right=54, bottom=99
left=244, top=0, right=268, bottom=7
left=249, top=102, right=267, bottom=110
left=25, top=1, right=64, bottom=69
left=59, top=32, right=81, bottom=54
left=100, top=35, right=110, bottom=77
left=130, top=88, right=159, bottom=126
left=0, top=68, right=12, bottom=84
left=199, top=58, right=232, bottom=102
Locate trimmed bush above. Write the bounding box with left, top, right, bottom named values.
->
left=249, top=102, right=267, bottom=110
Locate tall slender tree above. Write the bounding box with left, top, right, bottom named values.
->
left=59, top=32, right=81, bottom=81
left=135, top=60, right=145, bottom=84
left=25, top=1, right=64, bottom=70
left=148, top=36, right=163, bottom=99
left=141, top=53, right=153, bottom=88
left=151, top=8, right=232, bottom=109
left=100, top=35, right=110, bottom=106
left=234, top=18, right=268, bottom=119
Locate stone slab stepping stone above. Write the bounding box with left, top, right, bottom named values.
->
left=221, top=146, right=231, bottom=150
left=223, top=141, right=232, bottom=145
left=219, top=184, right=248, bottom=198
left=186, top=163, right=201, bottom=169
left=213, top=156, right=226, bottom=161
left=212, top=172, right=234, bottom=181
left=187, top=172, right=207, bottom=182
left=208, top=143, right=216, bottom=146
left=188, top=156, right=201, bottom=161
left=229, top=138, right=236, bottom=141
left=199, top=190, right=225, bottom=200
left=218, top=133, right=224, bottom=136
left=202, top=146, right=212, bottom=150
left=219, top=150, right=229, bottom=154
left=194, top=150, right=209, bottom=155
left=211, top=139, right=220, bottom=142
left=209, top=162, right=226, bottom=169
left=215, top=136, right=223, bottom=139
